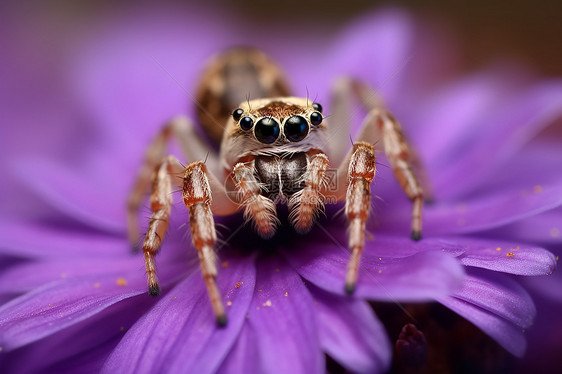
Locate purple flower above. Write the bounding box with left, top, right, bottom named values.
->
left=1, top=4, right=560, bottom=373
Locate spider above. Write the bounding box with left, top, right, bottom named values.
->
left=127, top=47, right=426, bottom=326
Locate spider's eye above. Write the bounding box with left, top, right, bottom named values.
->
left=239, top=116, right=254, bottom=130
left=254, top=117, right=280, bottom=144
left=284, top=115, right=309, bottom=142
left=310, top=111, right=323, bottom=126
left=312, top=102, right=323, bottom=113
left=232, top=108, right=244, bottom=121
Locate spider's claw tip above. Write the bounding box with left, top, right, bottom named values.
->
left=410, top=231, right=422, bottom=241
left=344, top=283, right=356, bottom=295
left=148, top=284, right=161, bottom=297
left=216, top=314, right=228, bottom=327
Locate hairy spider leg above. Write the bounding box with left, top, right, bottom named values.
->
left=142, top=156, right=184, bottom=297
left=344, top=142, right=376, bottom=293
left=182, top=161, right=228, bottom=326
left=332, top=78, right=426, bottom=240
left=127, top=116, right=219, bottom=249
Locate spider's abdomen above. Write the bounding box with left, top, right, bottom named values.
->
left=195, top=47, right=291, bottom=145
left=254, top=152, right=307, bottom=202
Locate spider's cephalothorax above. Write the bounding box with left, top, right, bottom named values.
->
left=127, top=47, right=426, bottom=326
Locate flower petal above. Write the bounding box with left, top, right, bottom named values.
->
left=285, top=235, right=464, bottom=301
left=0, top=221, right=126, bottom=259
left=0, top=271, right=146, bottom=350
left=433, top=81, right=562, bottom=198
left=101, top=254, right=255, bottom=374
left=377, top=178, right=562, bottom=236
left=439, top=269, right=536, bottom=357
left=442, top=237, right=556, bottom=276
left=218, top=254, right=323, bottom=374
left=311, top=285, right=391, bottom=374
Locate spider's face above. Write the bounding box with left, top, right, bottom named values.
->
left=220, top=97, right=329, bottom=169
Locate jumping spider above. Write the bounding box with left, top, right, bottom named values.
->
left=127, top=47, right=425, bottom=326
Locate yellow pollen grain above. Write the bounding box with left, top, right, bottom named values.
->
left=60, top=273, right=67, bottom=278
left=174, top=296, right=177, bottom=299
left=235, top=282, right=243, bottom=288
left=275, top=268, right=280, bottom=272
left=94, top=283, right=100, bottom=288
left=456, top=218, right=466, bottom=226
left=258, top=289, right=262, bottom=292
left=227, top=301, right=232, bottom=307
left=378, top=270, right=382, bottom=274
left=263, top=300, right=272, bottom=307
left=533, top=185, right=543, bottom=194
left=496, top=247, right=501, bottom=251
left=0, top=346, right=3, bottom=352
left=116, top=278, right=127, bottom=286
left=221, top=261, right=229, bottom=268
left=556, top=256, right=559, bottom=261
left=379, top=257, right=382, bottom=261
left=284, top=292, right=288, bottom=297
left=516, top=246, right=520, bottom=250
left=506, top=252, right=515, bottom=258
left=550, top=228, right=560, bottom=238
left=48, top=304, right=51, bottom=306
left=120, top=326, right=124, bottom=331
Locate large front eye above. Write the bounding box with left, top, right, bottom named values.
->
left=255, top=118, right=280, bottom=144
left=284, top=115, right=309, bottom=142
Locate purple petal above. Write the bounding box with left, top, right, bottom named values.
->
left=483, top=207, right=562, bottom=245
left=433, top=81, right=562, bottom=198
left=102, top=254, right=255, bottom=374
left=0, top=221, right=126, bottom=259
left=439, top=269, right=536, bottom=357
left=0, top=296, right=151, bottom=374
left=523, top=265, right=562, bottom=302
left=311, top=285, right=391, bottom=374
left=377, top=178, right=562, bottom=236
left=0, top=270, right=146, bottom=350
left=13, top=159, right=128, bottom=232
left=0, top=249, right=189, bottom=296
left=446, top=237, right=556, bottom=276
left=285, top=235, right=464, bottom=301
left=439, top=295, right=527, bottom=357
left=218, top=254, right=323, bottom=374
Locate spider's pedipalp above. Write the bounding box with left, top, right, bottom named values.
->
left=233, top=161, right=279, bottom=238
left=289, top=152, right=329, bottom=233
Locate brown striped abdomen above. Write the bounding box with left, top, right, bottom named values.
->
left=195, top=47, right=291, bottom=145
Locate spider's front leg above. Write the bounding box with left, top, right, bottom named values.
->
left=332, top=78, right=427, bottom=240
left=343, top=142, right=376, bottom=293
left=182, top=161, right=228, bottom=326
left=142, top=155, right=234, bottom=326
